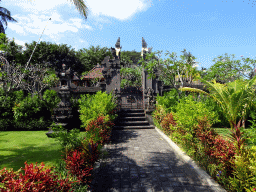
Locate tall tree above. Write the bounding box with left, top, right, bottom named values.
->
left=76, top=45, right=114, bottom=75
left=22, top=41, right=85, bottom=76
left=0, top=1, right=17, bottom=34
left=201, top=53, right=252, bottom=84
left=0, top=33, right=25, bottom=65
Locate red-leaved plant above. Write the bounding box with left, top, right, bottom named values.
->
left=230, top=118, right=247, bottom=155
left=160, top=112, right=177, bottom=135
left=63, top=140, right=100, bottom=186
left=195, top=116, right=236, bottom=178
left=0, top=161, right=77, bottom=191
left=85, top=116, right=114, bottom=145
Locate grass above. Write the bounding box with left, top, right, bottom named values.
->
left=0, top=130, right=89, bottom=176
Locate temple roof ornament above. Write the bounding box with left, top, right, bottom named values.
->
left=115, top=37, right=122, bottom=58
left=141, top=37, right=148, bottom=57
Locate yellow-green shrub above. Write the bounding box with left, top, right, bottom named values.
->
left=228, top=145, right=256, bottom=192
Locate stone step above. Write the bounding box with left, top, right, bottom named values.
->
left=117, top=116, right=146, bottom=121
left=118, top=112, right=145, bottom=117
left=113, top=125, right=155, bottom=129
left=118, top=108, right=145, bottom=112
left=115, top=121, right=150, bottom=126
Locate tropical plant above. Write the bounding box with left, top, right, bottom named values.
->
left=179, top=75, right=256, bottom=154
left=0, top=2, right=18, bottom=34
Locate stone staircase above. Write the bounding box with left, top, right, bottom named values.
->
left=113, top=108, right=155, bottom=129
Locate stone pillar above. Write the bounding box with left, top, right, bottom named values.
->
left=46, top=64, right=74, bottom=138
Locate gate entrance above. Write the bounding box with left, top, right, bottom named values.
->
left=120, top=86, right=143, bottom=109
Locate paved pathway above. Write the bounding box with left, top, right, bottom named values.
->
left=87, top=128, right=226, bottom=192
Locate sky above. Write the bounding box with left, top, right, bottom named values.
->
left=2, top=0, right=256, bottom=79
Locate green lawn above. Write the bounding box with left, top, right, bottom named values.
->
left=0, top=130, right=88, bottom=175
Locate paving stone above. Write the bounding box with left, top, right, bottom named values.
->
left=86, top=129, right=226, bottom=192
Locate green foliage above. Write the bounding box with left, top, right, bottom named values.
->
left=155, top=89, right=186, bottom=113
left=173, top=94, right=220, bottom=132
left=50, top=123, right=85, bottom=154
left=78, top=91, right=117, bottom=129
left=76, top=45, right=114, bottom=75
left=0, top=87, right=25, bottom=130
left=228, top=146, right=256, bottom=192
left=120, top=65, right=142, bottom=88
left=240, top=110, right=256, bottom=148
left=170, top=94, right=220, bottom=155
left=22, top=41, right=85, bottom=75
left=41, top=89, right=61, bottom=114
left=0, top=34, right=25, bottom=65
left=11, top=92, right=49, bottom=130
left=137, top=48, right=201, bottom=87
left=197, top=92, right=230, bottom=128
left=120, top=50, right=143, bottom=67
left=152, top=104, right=167, bottom=125
left=0, top=87, right=60, bottom=131
left=0, top=33, right=8, bottom=51
left=201, top=53, right=252, bottom=84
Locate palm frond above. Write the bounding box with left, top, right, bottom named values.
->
left=68, top=0, right=89, bottom=20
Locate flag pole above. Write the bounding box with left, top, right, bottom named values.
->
left=16, top=18, right=52, bottom=88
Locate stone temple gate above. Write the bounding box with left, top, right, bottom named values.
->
left=43, top=37, right=165, bottom=136
left=98, top=37, right=163, bottom=112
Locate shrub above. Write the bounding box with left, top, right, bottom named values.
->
left=197, top=92, right=230, bottom=128
left=155, top=89, right=185, bottom=113
left=0, top=161, right=77, bottom=191
left=12, top=92, right=50, bottom=130
left=85, top=115, right=114, bottom=146
left=160, top=112, right=177, bottom=135
left=78, top=91, right=117, bottom=129
left=63, top=140, right=101, bottom=186
left=152, top=105, right=167, bottom=125
left=50, top=124, right=86, bottom=154
left=171, top=94, right=220, bottom=153
left=228, top=145, right=256, bottom=192
left=240, top=110, right=256, bottom=148
left=0, top=88, right=24, bottom=130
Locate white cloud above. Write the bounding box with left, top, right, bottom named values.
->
left=86, top=0, right=148, bottom=21
left=8, top=12, right=93, bottom=43
left=12, top=0, right=70, bottom=13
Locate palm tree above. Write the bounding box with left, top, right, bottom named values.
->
left=179, top=75, right=256, bottom=154
left=28, top=0, right=89, bottom=20
left=68, top=0, right=89, bottom=20
left=0, top=1, right=18, bottom=34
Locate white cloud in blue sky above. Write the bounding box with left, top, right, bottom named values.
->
left=2, top=0, right=256, bottom=78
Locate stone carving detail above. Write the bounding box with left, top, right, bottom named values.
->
left=145, top=87, right=155, bottom=109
